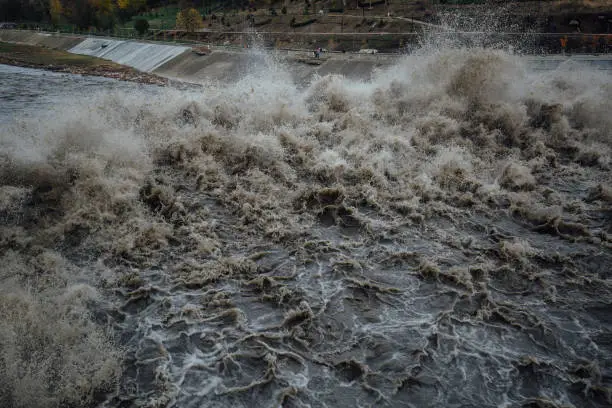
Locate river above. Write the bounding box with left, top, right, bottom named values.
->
left=0, top=47, right=611, bottom=408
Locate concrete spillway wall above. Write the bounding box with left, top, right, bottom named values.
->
left=69, top=38, right=189, bottom=73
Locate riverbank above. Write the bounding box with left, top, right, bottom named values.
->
left=0, top=42, right=168, bottom=85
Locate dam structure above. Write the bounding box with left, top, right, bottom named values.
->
left=1, top=30, right=611, bottom=84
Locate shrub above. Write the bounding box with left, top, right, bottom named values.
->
left=281, top=6, right=287, bottom=14
left=291, top=18, right=317, bottom=28
left=254, top=18, right=272, bottom=27
left=134, top=18, right=149, bottom=35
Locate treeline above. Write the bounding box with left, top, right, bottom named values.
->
left=0, top=0, right=251, bottom=30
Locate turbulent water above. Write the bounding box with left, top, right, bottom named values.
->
left=0, top=44, right=611, bottom=408
left=0, top=64, right=158, bottom=122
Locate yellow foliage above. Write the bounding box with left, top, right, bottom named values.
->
left=49, top=0, right=62, bottom=24
left=117, top=0, right=146, bottom=11
left=176, top=8, right=203, bottom=33
left=88, top=0, right=114, bottom=16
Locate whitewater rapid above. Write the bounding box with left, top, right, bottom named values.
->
left=0, top=46, right=610, bottom=408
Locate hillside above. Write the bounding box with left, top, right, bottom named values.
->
left=124, top=0, right=610, bottom=53
left=2, top=1, right=610, bottom=53
left=130, top=1, right=611, bottom=37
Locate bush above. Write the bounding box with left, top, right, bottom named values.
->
left=281, top=6, right=287, bottom=14
left=134, top=19, right=149, bottom=35
left=358, top=0, right=385, bottom=6
left=254, top=18, right=272, bottom=27
left=291, top=18, right=317, bottom=28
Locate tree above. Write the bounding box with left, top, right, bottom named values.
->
left=66, top=0, right=96, bottom=29
left=116, top=0, right=146, bottom=22
left=88, top=0, right=114, bottom=16
left=88, top=0, right=115, bottom=30
left=134, top=18, right=149, bottom=35
left=117, top=0, right=146, bottom=12
left=49, top=0, right=63, bottom=25
left=176, top=8, right=203, bottom=32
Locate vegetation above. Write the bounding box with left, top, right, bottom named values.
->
left=290, top=18, right=317, bottom=28
left=0, top=0, right=212, bottom=31
left=175, top=8, right=203, bottom=32
left=0, top=1, right=609, bottom=33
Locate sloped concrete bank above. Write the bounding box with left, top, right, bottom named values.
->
left=153, top=48, right=396, bottom=83
left=69, top=38, right=190, bottom=73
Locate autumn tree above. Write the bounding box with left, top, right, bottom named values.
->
left=116, top=0, right=146, bottom=22
left=49, top=0, right=63, bottom=25
left=176, top=8, right=203, bottom=32
left=89, top=0, right=114, bottom=15
left=117, top=0, right=146, bottom=12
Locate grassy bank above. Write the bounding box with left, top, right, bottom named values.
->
left=0, top=42, right=167, bottom=85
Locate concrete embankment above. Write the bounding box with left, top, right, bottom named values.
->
left=153, top=48, right=395, bottom=83
left=1, top=30, right=611, bottom=84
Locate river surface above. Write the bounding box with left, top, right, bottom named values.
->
left=0, top=48, right=611, bottom=408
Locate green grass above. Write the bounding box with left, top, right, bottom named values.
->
left=117, top=6, right=181, bottom=30
left=0, top=42, right=127, bottom=69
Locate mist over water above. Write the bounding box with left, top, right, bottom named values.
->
left=1, top=38, right=611, bottom=408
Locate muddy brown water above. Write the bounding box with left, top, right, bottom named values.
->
left=0, top=47, right=611, bottom=408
